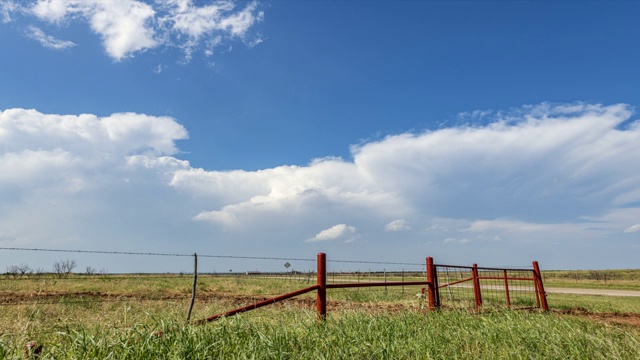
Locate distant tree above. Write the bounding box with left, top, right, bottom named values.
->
left=85, top=266, right=96, bottom=275
left=17, top=264, right=32, bottom=277
left=6, top=264, right=31, bottom=278
left=53, top=259, right=77, bottom=278
left=6, top=265, right=19, bottom=278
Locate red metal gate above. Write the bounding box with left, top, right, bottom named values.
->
left=197, top=253, right=548, bottom=324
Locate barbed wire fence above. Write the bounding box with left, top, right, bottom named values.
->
left=0, top=247, right=425, bottom=335
left=0, top=246, right=545, bottom=344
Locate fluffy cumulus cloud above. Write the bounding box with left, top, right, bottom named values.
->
left=1, top=0, right=263, bottom=61
left=183, top=103, right=640, bottom=229
left=0, top=108, right=187, bottom=157
left=173, top=103, right=640, bottom=267
left=352, top=103, right=640, bottom=222
left=0, top=108, right=189, bottom=252
left=1, top=103, right=640, bottom=269
left=306, top=224, right=357, bottom=243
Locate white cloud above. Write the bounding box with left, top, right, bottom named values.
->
left=159, top=0, right=263, bottom=61
left=152, top=64, right=165, bottom=74
left=351, top=103, right=640, bottom=222
left=25, top=26, right=76, bottom=49
left=3, top=0, right=264, bottom=61
left=2, top=103, right=640, bottom=270
left=625, top=224, right=640, bottom=233
left=443, top=237, right=469, bottom=244
left=306, top=224, right=356, bottom=243
left=0, top=108, right=194, bottom=264
left=86, top=1, right=158, bottom=60
left=184, top=103, right=640, bottom=237
left=28, top=0, right=158, bottom=60
left=1, top=0, right=17, bottom=23
left=0, top=108, right=188, bottom=194
left=466, top=219, right=575, bottom=234
left=161, top=0, right=254, bottom=38
left=183, top=158, right=405, bottom=229
left=0, top=108, right=187, bottom=156
left=385, top=219, right=410, bottom=232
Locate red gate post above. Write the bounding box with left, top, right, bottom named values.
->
left=472, top=263, right=482, bottom=312
left=532, top=261, right=549, bottom=312
left=534, top=276, right=541, bottom=309
left=317, top=253, right=327, bottom=320
left=426, top=257, right=439, bottom=310
left=427, top=257, right=436, bottom=310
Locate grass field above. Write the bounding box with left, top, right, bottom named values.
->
left=543, top=269, right=640, bottom=291
left=1, top=270, right=639, bottom=359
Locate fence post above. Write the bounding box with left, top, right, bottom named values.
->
left=426, top=257, right=440, bottom=310
left=186, top=253, right=198, bottom=322
left=384, top=268, right=387, bottom=292
left=532, top=261, right=549, bottom=312
left=472, top=263, right=482, bottom=312
left=503, top=269, right=511, bottom=309
left=317, top=253, right=327, bottom=320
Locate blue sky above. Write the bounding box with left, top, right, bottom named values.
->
left=0, top=0, right=639, bottom=273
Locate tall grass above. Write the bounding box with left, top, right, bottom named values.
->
left=2, top=272, right=640, bottom=358
left=546, top=293, right=640, bottom=314
left=3, top=310, right=639, bottom=359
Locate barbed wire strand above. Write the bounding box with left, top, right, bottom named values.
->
left=0, top=246, right=424, bottom=266
left=0, top=296, right=191, bottom=307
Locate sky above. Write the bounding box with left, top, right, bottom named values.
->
left=0, top=0, right=639, bottom=273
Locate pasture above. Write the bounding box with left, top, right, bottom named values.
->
left=0, top=269, right=639, bottom=359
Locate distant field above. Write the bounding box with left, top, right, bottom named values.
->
left=1, top=270, right=639, bottom=358
left=542, top=269, right=640, bottom=291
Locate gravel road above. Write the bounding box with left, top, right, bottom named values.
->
left=545, top=287, right=640, bottom=297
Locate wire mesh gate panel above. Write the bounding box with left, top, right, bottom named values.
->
left=434, top=263, right=546, bottom=311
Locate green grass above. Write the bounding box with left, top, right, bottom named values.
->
left=3, top=310, right=639, bottom=359
left=546, top=293, right=640, bottom=314
left=2, top=272, right=640, bottom=358
left=542, top=269, right=640, bottom=291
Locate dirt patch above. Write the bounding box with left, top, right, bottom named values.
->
left=556, top=307, right=640, bottom=328
left=0, top=291, right=189, bottom=304
left=0, top=290, right=420, bottom=316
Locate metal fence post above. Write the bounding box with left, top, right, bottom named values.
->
left=384, top=268, right=387, bottom=292
left=186, top=253, right=198, bottom=322
left=503, top=269, right=511, bottom=309
left=532, top=261, right=549, bottom=312
left=317, top=253, right=327, bottom=320
left=472, top=263, right=482, bottom=312
left=426, top=257, right=440, bottom=310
